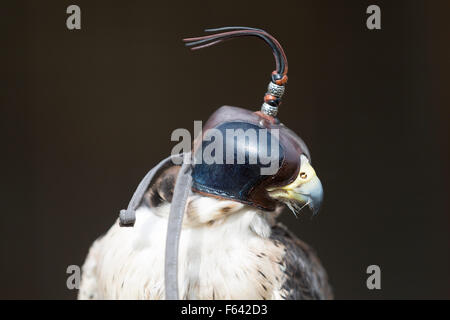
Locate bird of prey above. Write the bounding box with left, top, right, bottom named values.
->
left=78, top=155, right=332, bottom=300
left=78, top=27, right=332, bottom=300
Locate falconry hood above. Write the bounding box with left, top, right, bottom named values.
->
left=191, top=105, right=311, bottom=211
left=118, top=27, right=314, bottom=300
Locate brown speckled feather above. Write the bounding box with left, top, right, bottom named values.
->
left=270, top=223, right=333, bottom=300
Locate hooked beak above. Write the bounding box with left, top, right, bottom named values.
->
left=286, top=175, right=323, bottom=215
left=267, top=155, right=324, bottom=216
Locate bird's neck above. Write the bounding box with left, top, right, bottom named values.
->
left=148, top=195, right=273, bottom=238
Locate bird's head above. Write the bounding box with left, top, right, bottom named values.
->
left=142, top=153, right=323, bottom=230
left=181, top=28, right=325, bottom=221
left=266, top=154, right=323, bottom=216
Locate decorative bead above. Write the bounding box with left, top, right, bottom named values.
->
left=268, top=82, right=285, bottom=98
left=261, top=102, right=278, bottom=117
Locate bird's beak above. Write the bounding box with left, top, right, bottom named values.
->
left=267, top=155, right=323, bottom=216
left=285, top=175, right=323, bottom=215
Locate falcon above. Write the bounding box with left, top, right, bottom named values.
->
left=78, top=154, right=332, bottom=300
left=78, top=27, right=333, bottom=300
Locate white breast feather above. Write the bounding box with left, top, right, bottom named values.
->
left=78, top=197, right=286, bottom=300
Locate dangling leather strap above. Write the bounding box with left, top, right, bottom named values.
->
left=164, top=152, right=192, bottom=300
left=118, top=154, right=184, bottom=226
left=119, top=153, right=191, bottom=300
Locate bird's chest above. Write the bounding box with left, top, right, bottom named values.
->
left=97, top=212, right=282, bottom=299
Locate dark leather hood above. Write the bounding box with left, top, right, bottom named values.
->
left=191, top=106, right=311, bottom=211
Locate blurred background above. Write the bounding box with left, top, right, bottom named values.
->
left=1, top=0, right=449, bottom=299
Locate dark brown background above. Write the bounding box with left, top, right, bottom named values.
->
left=1, top=0, right=449, bottom=299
